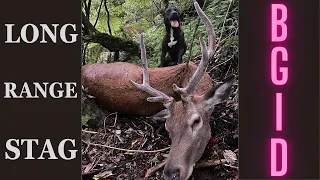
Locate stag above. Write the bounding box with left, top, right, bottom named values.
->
left=82, top=2, right=235, bottom=180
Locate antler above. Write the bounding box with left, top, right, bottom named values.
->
left=173, top=1, right=216, bottom=96
left=130, top=34, right=173, bottom=104
left=194, top=1, right=216, bottom=57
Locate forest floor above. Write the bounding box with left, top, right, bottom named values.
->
left=81, top=101, right=238, bottom=180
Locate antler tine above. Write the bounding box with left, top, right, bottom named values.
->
left=173, top=2, right=213, bottom=96
left=130, top=34, right=173, bottom=104
left=194, top=1, right=216, bottom=57
left=173, top=37, right=208, bottom=95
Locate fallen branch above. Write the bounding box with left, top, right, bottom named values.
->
left=144, top=157, right=229, bottom=178
left=82, top=139, right=170, bottom=153
left=144, top=161, right=166, bottom=179
left=195, top=159, right=227, bottom=169
left=81, top=11, right=140, bottom=57
left=82, top=130, right=100, bottom=134
left=223, top=163, right=239, bottom=170
left=82, top=169, right=102, bottom=176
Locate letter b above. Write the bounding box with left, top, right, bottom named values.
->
left=272, top=4, right=288, bottom=42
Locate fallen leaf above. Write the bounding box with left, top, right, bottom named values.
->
left=83, top=162, right=94, bottom=174
left=115, top=129, right=121, bottom=135
left=209, top=137, right=217, bottom=143
left=124, top=152, right=137, bottom=155
left=151, top=156, right=160, bottom=163
left=94, top=170, right=113, bottom=179
left=131, top=138, right=143, bottom=146
left=223, top=150, right=237, bottom=165
left=131, top=140, right=138, bottom=146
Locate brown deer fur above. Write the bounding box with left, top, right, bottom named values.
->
left=82, top=2, right=235, bottom=180
left=82, top=62, right=213, bottom=116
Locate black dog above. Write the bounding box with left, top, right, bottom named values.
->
left=159, top=6, right=187, bottom=67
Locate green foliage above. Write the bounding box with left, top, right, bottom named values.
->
left=84, top=0, right=239, bottom=74
left=82, top=114, right=90, bottom=125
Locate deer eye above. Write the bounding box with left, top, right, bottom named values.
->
left=194, top=118, right=200, bottom=124
left=192, top=117, right=201, bottom=128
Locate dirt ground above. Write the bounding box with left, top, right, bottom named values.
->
left=81, top=56, right=239, bottom=180
left=81, top=97, right=238, bottom=180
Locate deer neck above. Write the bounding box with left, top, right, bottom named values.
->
left=170, top=64, right=192, bottom=87
left=179, top=62, right=198, bottom=87
left=157, top=63, right=198, bottom=88
left=149, top=64, right=187, bottom=98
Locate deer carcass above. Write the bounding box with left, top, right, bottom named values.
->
left=82, top=2, right=235, bottom=180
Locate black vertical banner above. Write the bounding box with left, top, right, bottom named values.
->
left=0, top=0, right=81, bottom=180
left=240, top=0, right=319, bottom=179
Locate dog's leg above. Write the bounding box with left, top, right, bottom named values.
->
left=159, top=52, right=166, bottom=67
left=177, top=48, right=185, bottom=64
left=159, top=43, right=168, bottom=67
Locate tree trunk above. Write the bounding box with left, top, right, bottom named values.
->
left=82, top=11, right=141, bottom=57
left=114, top=51, right=119, bottom=62
left=104, top=0, right=112, bottom=36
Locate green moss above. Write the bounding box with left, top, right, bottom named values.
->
left=81, top=114, right=90, bottom=125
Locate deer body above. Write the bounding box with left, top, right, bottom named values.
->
left=82, top=2, right=235, bottom=180
left=82, top=62, right=213, bottom=116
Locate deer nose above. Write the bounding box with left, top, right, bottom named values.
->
left=164, top=168, right=180, bottom=180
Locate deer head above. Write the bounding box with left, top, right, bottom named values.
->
left=130, top=2, right=235, bottom=180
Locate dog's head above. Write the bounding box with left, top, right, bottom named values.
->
left=164, top=6, right=181, bottom=28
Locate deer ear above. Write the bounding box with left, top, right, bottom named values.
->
left=202, top=75, right=235, bottom=111
left=150, top=109, right=171, bottom=121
